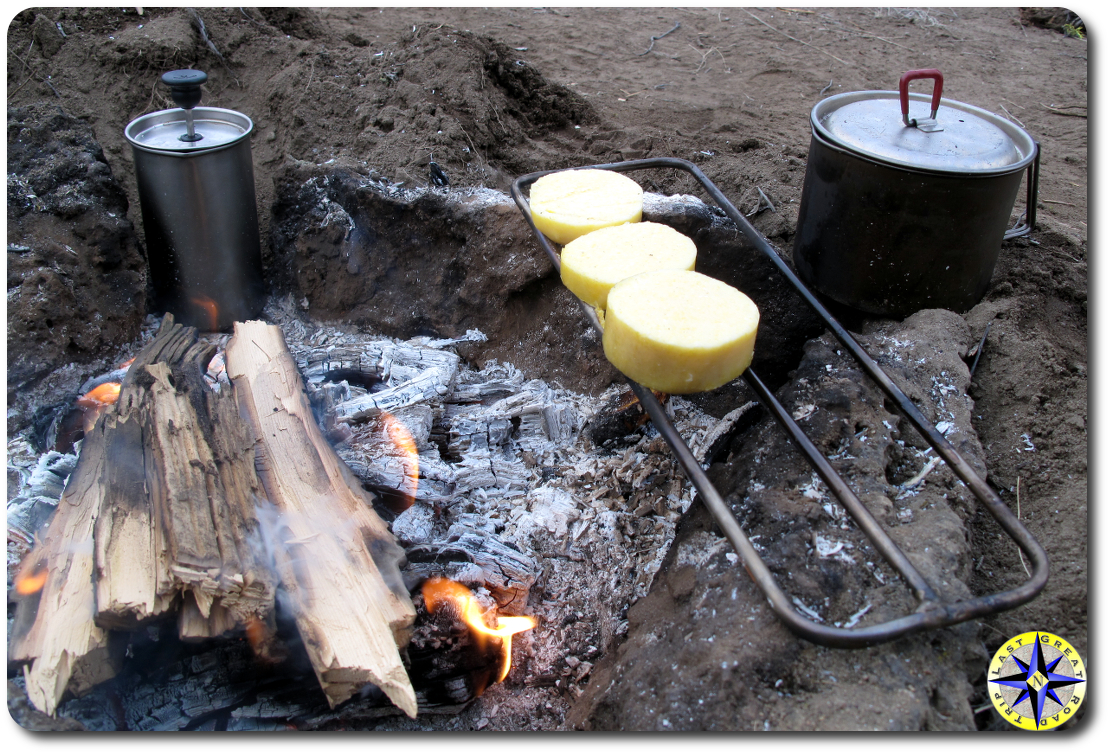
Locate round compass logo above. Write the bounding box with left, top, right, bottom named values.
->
left=988, top=631, right=1086, bottom=731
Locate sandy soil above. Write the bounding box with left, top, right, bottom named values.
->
left=6, top=6, right=1088, bottom=730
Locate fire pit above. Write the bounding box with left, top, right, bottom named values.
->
left=7, top=250, right=749, bottom=730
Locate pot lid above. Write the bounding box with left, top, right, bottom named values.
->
left=812, top=90, right=1036, bottom=174
left=125, top=106, right=253, bottom=153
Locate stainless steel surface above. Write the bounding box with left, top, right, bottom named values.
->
left=126, top=106, right=252, bottom=153
left=125, top=106, right=264, bottom=331
left=813, top=91, right=1036, bottom=173
left=511, top=157, right=1048, bottom=648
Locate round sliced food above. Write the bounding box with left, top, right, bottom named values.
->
left=561, top=222, right=698, bottom=309
left=602, top=270, right=760, bottom=394
left=529, top=169, right=643, bottom=245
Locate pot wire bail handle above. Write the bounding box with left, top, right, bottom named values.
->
left=899, top=68, right=943, bottom=128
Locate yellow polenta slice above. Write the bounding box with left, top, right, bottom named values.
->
left=603, top=270, right=760, bottom=394
left=561, top=222, right=697, bottom=309
left=529, top=169, right=643, bottom=245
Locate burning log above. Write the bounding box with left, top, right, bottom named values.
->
left=225, top=320, right=418, bottom=716
left=10, top=316, right=279, bottom=714
left=92, top=324, right=277, bottom=635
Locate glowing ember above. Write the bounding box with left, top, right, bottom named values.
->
left=119, top=357, right=136, bottom=369
left=381, top=412, right=419, bottom=512
left=244, top=617, right=268, bottom=654
left=422, top=577, right=536, bottom=683
left=15, top=558, right=48, bottom=596
left=189, top=295, right=220, bottom=332
left=76, top=382, right=122, bottom=433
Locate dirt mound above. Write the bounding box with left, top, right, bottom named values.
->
left=6, top=103, right=146, bottom=406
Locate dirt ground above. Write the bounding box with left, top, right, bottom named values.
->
left=6, top=6, right=1088, bottom=730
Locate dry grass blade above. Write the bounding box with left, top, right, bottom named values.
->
left=742, top=9, right=851, bottom=67
left=999, top=104, right=1025, bottom=128
left=1041, top=103, right=1087, bottom=118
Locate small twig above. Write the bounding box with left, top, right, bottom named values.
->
left=1042, top=199, right=1077, bottom=207
left=850, top=30, right=915, bottom=51
left=1015, top=477, right=1031, bottom=578
left=188, top=8, right=240, bottom=85
left=980, top=620, right=1016, bottom=642
left=817, top=13, right=915, bottom=52
left=291, top=56, right=317, bottom=111
left=456, top=121, right=485, bottom=168
left=961, top=51, right=999, bottom=61
left=689, top=43, right=724, bottom=74
left=819, top=79, right=833, bottom=96
left=9, top=74, right=35, bottom=98
left=742, top=186, right=775, bottom=217
left=303, top=57, right=316, bottom=95
left=968, top=322, right=991, bottom=378
left=189, top=8, right=226, bottom=64
left=902, top=456, right=943, bottom=490
left=742, top=9, right=850, bottom=66
left=238, top=7, right=269, bottom=29
left=1041, top=102, right=1087, bottom=118
left=1047, top=248, right=1082, bottom=264
left=639, top=21, right=681, bottom=56
left=999, top=104, right=1025, bottom=128
left=7, top=47, right=61, bottom=99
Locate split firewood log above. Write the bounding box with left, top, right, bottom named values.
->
left=8, top=414, right=116, bottom=716
left=10, top=316, right=280, bottom=715
left=94, top=329, right=277, bottom=636
left=225, top=320, right=418, bottom=717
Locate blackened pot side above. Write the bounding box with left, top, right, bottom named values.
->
left=793, top=130, right=1027, bottom=316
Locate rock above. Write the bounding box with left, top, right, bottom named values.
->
left=31, top=14, right=65, bottom=58
left=6, top=103, right=147, bottom=412
left=103, top=14, right=199, bottom=69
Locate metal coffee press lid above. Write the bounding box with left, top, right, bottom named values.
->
left=125, top=69, right=253, bottom=154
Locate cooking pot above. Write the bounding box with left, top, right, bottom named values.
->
left=125, top=69, right=265, bottom=331
left=792, top=69, right=1039, bottom=316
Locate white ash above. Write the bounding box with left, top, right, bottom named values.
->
left=269, top=300, right=731, bottom=723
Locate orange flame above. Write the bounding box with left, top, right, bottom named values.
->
left=119, top=357, right=136, bottom=369
left=422, top=577, right=536, bottom=683
left=76, top=382, right=122, bottom=433
left=15, top=557, right=48, bottom=596
left=189, top=295, right=220, bottom=332
left=381, top=412, right=419, bottom=512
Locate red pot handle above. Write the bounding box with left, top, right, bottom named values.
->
left=899, top=69, right=944, bottom=127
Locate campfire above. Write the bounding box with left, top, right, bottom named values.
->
left=8, top=286, right=733, bottom=729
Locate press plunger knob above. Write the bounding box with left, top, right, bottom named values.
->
left=162, top=69, right=207, bottom=110
left=162, top=69, right=207, bottom=142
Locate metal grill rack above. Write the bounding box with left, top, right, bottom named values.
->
left=511, top=157, right=1048, bottom=648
